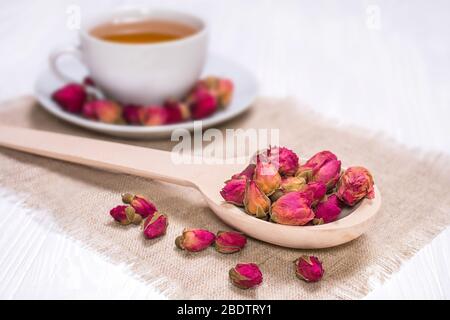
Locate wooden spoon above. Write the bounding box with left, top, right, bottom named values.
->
left=0, top=125, right=381, bottom=249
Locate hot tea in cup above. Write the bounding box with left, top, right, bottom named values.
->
left=90, top=19, right=198, bottom=44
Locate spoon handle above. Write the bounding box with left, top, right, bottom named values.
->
left=0, top=126, right=198, bottom=187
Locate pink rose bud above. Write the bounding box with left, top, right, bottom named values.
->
left=244, top=181, right=271, bottom=219
left=109, top=205, right=139, bottom=225
left=301, top=181, right=327, bottom=206
left=82, top=100, right=122, bottom=124
left=189, top=87, right=218, bottom=120
left=268, top=147, right=299, bottom=176
left=220, top=178, right=247, bottom=206
left=175, top=228, right=216, bottom=252
left=164, top=100, right=191, bottom=124
left=198, top=77, right=234, bottom=108
left=229, top=263, right=263, bottom=289
left=122, top=105, right=142, bottom=125
left=52, top=83, right=87, bottom=113
left=337, top=166, right=375, bottom=206
left=297, top=151, right=339, bottom=183
left=294, top=256, right=324, bottom=282
left=313, top=194, right=342, bottom=224
left=138, top=105, right=168, bottom=126
left=215, top=231, right=247, bottom=254
left=122, top=193, right=157, bottom=219
left=270, top=192, right=314, bottom=225
left=231, top=164, right=256, bottom=180
left=303, top=150, right=338, bottom=171
left=143, top=212, right=168, bottom=239
left=312, top=159, right=341, bottom=190
left=254, top=161, right=281, bottom=196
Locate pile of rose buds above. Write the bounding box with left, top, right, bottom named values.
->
left=52, top=76, right=234, bottom=125
left=221, top=147, right=375, bottom=226
left=109, top=193, right=325, bottom=289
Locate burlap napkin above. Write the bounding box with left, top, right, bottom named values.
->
left=1, top=96, right=449, bottom=299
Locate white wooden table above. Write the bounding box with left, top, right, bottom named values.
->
left=0, top=0, right=449, bottom=299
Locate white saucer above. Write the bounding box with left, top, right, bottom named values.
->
left=34, top=54, right=258, bottom=139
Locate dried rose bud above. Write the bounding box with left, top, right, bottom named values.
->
left=303, top=150, right=338, bottom=171
left=297, top=151, right=339, bottom=184
left=268, top=147, right=299, bottom=176
left=82, top=100, right=122, bottom=123
left=337, top=166, right=375, bottom=206
left=313, top=194, right=342, bottom=224
left=300, top=181, right=327, bottom=206
left=197, top=77, right=234, bottom=108
left=122, top=193, right=157, bottom=219
left=138, top=105, right=168, bottom=126
left=220, top=178, right=247, bottom=206
left=188, top=87, right=218, bottom=120
left=229, top=263, right=263, bottom=289
left=280, top=176, right=307, bottom=192
left=122, top=105, right=142, bottom=125
left=231, top=164, right=256, bottom=180
left=254, top=161, right=281, bottom=196
left=215, top=231, right=247, bottom=254
left=109, top=205, right=138, bottom=225
left=143, top=212, right=168, bottom=239
left=81, top=100, right=97, bottom=120
left=52, top=83, right=87, bottom=113
left=164, top=100, right=191, bottom=124
left=270, top=192, right=314, bottom=226
left=294, top=256, right=324, bottom=282
left=175, top=228, right=216, bottom=252
left=312, top=159, right=341, bottom=190
left=243, top=181, right=271, bottom=219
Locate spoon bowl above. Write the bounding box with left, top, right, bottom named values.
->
left=0, top=126, right=381, bottom=248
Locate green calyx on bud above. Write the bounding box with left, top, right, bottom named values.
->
left=175, top=235, right=184, bottom=249
left=296, top=168, right=313, bottom=182
left=312, top=218, right=324, bottom=225
left=132, top=213, right=143, bottom=225
left=125, top=206, right=136, bottom=224
left=122, top=193, right=134, bottom=204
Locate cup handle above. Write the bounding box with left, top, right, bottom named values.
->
left=49, top=46, right=84, bottom=83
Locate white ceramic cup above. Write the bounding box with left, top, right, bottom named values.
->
left=49, top=8, right=208, bottom=105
